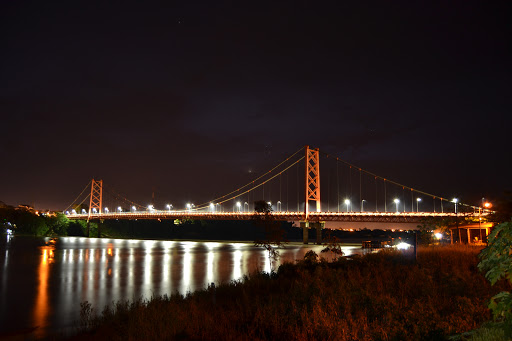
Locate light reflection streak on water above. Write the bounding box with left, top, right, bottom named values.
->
left=180, top=241, right=195, bottom=294
left=206, top=242, right=219, bottom=285
left=231, top=243, right=243, bottom=281
left=33, top=245, right=54, bottom=338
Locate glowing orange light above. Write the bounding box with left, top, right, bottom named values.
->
left=484, top=202, right=492, bottom=208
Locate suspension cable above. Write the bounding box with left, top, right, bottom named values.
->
left=63, top=180, right=92, bottom=212
left=194, top=146, right=304, bottom=209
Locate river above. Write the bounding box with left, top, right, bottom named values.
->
left=0, top=235, right=363, bottom=339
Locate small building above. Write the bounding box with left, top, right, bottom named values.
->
left=449, top=222, right=493, bottom=244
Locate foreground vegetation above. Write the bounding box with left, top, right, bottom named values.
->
left=73, top=245, right=511, bottom=341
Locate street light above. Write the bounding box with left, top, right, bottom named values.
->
left=236, top=201, right=241, bottom=212
left=277, top=200, right=282, bottom=212
left=344, top=199, right=350, bottom=212
left=118, top=206, right=122, bottom=212
left=167, top=204, right=173, bottom=211
left=132, top=206, right=136, bottom=212
left=452, top=198, right=458, bottom=213
left=393, top=199, right=400, bottom=213
left=209, top=203, right=215, bottom=212
left=416, top=198, right=422, bottom=212
left=104, top=207, right=109, bottom=213
left=186, top=203, right=194, bottom=211
left=361, top=199, right=366, bottom=212
left=148, top=205, right=154, bottom=212
left=244, top=202, right=249, bottom=212
left=82, top=209, right=87, bottom=214
left=92, top=208, right=97, bottom=213
left=72, top=209, right=76, bottom=214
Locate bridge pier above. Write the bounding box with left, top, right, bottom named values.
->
left=300, top=221, right=325, bottom=244
left=301, top=222, right=309, bottom=244
left=97, top=220, right=103, bottom=238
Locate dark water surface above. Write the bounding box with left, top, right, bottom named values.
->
left=0, top=235, right=362, bottom=339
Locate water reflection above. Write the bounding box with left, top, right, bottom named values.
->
left=34, top=244, right=55, bottom=338
left=0, top=236, right=363, bottom=338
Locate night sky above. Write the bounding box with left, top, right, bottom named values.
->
left=1, top=1, right=510, bottom=211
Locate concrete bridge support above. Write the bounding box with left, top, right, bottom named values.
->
left=300, top=221, right=325, bottom=244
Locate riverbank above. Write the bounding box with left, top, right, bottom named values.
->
left=71, top=245, right=511, bottom=340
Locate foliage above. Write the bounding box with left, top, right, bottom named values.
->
left=478, top=221, right=512, bottom=323
left=321, top=230, right=344, bottom=259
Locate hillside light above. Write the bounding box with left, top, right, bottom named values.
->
left=416, top=198, right=422, bottom=212
left=393, top=199, right=400, bottom=213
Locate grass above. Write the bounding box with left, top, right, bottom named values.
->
left=71, top=245, right=511, bottom=341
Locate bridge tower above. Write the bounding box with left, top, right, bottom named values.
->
left=302, top=146, right=323, bottom=244
left=305, top=145, right=321, bottom=217
left=87, top=179, right=103, bottom=237
left=88, top=179, right=103, bottom=218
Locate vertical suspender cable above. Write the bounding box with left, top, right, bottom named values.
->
left=384, top=179, right=387, bottom=213
left=337, top=161, right=340, bottom=212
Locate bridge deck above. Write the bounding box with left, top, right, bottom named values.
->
left=67, top=211, right=480, bottom=223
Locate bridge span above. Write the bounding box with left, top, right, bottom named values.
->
left=67, top=211, right=476, bottom=224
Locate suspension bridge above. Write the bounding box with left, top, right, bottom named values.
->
left=64, top=145, right=492, bottom=243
